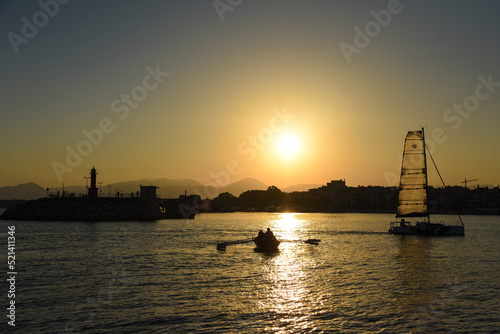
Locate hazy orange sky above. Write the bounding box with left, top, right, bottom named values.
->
left=1, top=1, right=499, bottom=190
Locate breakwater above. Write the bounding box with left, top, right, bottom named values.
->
left=0, top=197, right=181, bottom=221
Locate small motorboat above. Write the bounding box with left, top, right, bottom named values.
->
left=253, top=228, right=281, bottom=253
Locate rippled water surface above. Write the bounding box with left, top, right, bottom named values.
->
left=1, top=212, right=499, bottom=333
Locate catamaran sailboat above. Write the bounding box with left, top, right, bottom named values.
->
left=389, top=128, right=465, bottom=236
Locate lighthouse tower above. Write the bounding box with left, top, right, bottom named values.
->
left=89, top=167, right=98, bottom=199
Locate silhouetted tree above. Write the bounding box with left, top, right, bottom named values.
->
left=266, top=185, right=284, bottom=208
left=239, top=190, right=267, bottom=210
left=212, top=192, right=239, bottom=211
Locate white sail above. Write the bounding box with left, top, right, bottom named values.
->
left=396, top=130, right=429, bottom=218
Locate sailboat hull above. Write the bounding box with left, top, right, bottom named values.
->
left=389, top=222, right=464, bottom=236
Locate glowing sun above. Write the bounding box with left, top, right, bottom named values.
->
left=275, top=132, right=301, bottom=159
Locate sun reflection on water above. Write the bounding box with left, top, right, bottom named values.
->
left=257, top=213, right=319, bottom=332
left=276, top=212, right=300, bottom=230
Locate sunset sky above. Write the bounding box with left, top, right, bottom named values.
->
left=1, top=0, right=499, bottom=190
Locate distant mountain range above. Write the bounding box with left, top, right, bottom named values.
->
left=0, top=178, right=316, bottom=200
left=283, top=183, right=321, bottom=193
left=100, top=177, right=269, bottom=198
left=0, top=182, right=47, bottom=200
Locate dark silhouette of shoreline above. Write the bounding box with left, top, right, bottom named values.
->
left=1, top=180, right=499, bottom=220
left=209, top=181, right=500, bottom=215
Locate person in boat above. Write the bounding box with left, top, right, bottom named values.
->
left=400, top=219, right=406, bottom=227
left=258, top=230, right=265, bottom=238
left=265, top=228, right=277, bottom=242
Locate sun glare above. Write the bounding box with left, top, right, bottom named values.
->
left=275, top=132, right=301, bottom=159
left=278, top=213, right=299, bottom=230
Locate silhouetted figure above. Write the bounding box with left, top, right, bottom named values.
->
left=254, top=227, right=280, bottom=252
left=265, top=228, right=278, bottom=242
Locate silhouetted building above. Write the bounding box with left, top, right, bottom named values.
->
left=140, top=185, right=158, bottom=204
left=467, top=186, right=500, bottom=214
left=89, top=167, right=98, bottom=199
left=327, top=179, right=346, bottom=189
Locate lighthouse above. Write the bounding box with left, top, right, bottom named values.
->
left=89, top=167, right=98, bottom=199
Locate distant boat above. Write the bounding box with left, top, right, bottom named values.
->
left=389, top=128, right=465, bottom=236
left=253, top=228, right=281, bottom=252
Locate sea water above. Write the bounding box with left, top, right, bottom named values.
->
left=0, top=212, right=499, bottom=333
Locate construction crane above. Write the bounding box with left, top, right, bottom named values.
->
left=462, top=178, right=478, bottom=189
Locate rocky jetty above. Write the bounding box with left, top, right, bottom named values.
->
left=0, top=197, right=176, bottom=221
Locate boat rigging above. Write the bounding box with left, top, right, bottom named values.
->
left=388, top=128, right=465, bottom=236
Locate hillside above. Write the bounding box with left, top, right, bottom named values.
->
left=283, top=183, right=321, bottom=193
left=220, top=178, right=268, bottom=196
left=0, top=182, right=46, bottom=200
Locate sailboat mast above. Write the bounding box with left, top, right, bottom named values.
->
left=422, top=127, right=430, bottom=222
